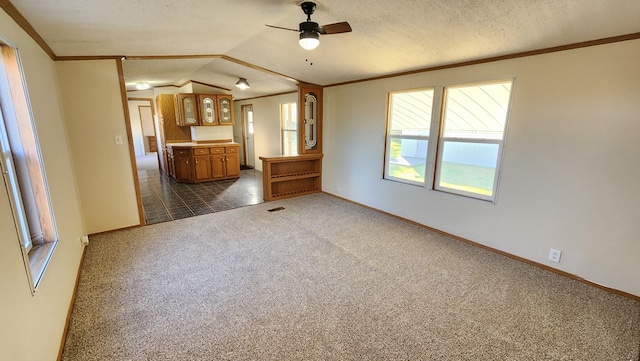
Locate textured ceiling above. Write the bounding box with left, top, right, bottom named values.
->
left=6, top=0, right=640, bottom=99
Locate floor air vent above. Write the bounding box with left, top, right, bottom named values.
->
left=267, top=207, right=285, bottom=212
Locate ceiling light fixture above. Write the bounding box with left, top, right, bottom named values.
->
left=135, top=82, right=150, bottom=90
left=235, top=78, right=250, bottom=90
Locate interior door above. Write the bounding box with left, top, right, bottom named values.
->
left=242, top=104, right=255, bottom=168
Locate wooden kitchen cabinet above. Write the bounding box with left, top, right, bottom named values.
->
left=210, top=145, right=239, bottom=179
left=175, top=93, right=198, bottom=126
left=193, top=148, right=212, bottom=181
left=155, top=94, right=192, bottom=174
left=175, top=93, right=234, bottom=126
left=197, top=94, right=218, bottom=126
left=166, top=144, right=240, bottom=182
left=225, top=150, right=240, bottom=177
left=172, top=148, right=193, bottom=182
left=217, top=94, right=234, bottom=125
left=298, top=83, right=323, bottom=154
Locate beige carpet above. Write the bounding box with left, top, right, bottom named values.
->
left=62, top=193, right=640, bottom=360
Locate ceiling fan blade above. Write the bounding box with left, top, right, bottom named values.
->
left=318, top=22, right=352, bottom=35
left=265, top=24, right=299, bottom=32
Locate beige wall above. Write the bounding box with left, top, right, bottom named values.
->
left=0, top=8, right=86, bottom=361
left=235, top=92, right=297, bottom=171
left=322, top=39, right=640, bottom=297
left=56, top=60, right=140, bottom=234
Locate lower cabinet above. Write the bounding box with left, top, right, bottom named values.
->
left=167, top=144, right=240, bottom=182
left=193, top=154, right=212, bottom=181
left=211, top=146, right=240, bottom=179
left=192, top=148, right=211, bottom=181
left=211, top=153, right=225, bottom=179
left=173, top=149, right=193, bottom=182
left=225, top=152, right=240, bottom=177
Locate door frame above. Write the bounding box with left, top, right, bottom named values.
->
left=240, top=104, right=254, bottom=167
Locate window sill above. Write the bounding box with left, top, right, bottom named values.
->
left=28, top=241, right=57, bottom=290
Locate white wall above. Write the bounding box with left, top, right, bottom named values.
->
left=323, top=39, right=640, bottom=297
left=235, top=93, right=297, bottom=171
left=56, top=60, right=140, bottom=234
left=0, top=8, right=86, bottom=361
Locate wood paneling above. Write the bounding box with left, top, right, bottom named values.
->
left=155, top=94, right=191, bottom=141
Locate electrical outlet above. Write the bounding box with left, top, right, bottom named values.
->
left=548, top=248, right=562, bottom=263
left=80, top=235, right=89, bottom=246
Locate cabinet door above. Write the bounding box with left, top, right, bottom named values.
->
left=193, top=155, right=211, bottom=181
left=175, top=94, right=198, bottom=126
left=225, top=152, right=240, bottom=178
left=197, top=94, right=218, bottom=126
left=297, top=83, right=323, bottom=154
left=211, top=154, right=226, bottom=179
left=174, top=156, right=193, bottom=181
left=217, top=95, right=234, bottom=125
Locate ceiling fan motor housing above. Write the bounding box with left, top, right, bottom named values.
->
left=299, top=21, right=319, bottom=33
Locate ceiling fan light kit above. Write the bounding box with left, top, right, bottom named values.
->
left=299, top=29, right=320, bottom=50
left=266, top=1, right=352, bottom=51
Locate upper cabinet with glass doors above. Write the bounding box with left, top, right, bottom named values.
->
left=297, top=83, right=323, bottom=154
left=197, top=94, right=217, bottom=125
left=175, top=93, right=234, bottom=126
left=175, top=93, right=198, bottom=126
left=217, top=94, right=234, bottom=125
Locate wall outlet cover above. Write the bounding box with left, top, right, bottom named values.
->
left=548, top=248, right=562, bottom=263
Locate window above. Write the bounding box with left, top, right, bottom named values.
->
left=384, top=89, right=434, bottom=185
left=435, top=80, right=512, bottom=200
left=280, top=102, right=298, bottom=155
left=0, top=42, right=58, bottom=292
left=383, top=79, right=513, bottom=202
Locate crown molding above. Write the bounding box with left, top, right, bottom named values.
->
left=0, top=0, right=56, bottom=59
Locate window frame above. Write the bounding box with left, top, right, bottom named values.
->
left=383, top=87, right=436, bottom=186
left=1, top=40, right=59, bottom=293
left=280, top=102, right=298, bottom=156
left=383, top=78, right=515, bottom=203
left=434, top=79, right=514, bottom=202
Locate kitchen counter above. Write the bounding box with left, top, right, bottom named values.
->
left=165, top=142, right=241, bottom=182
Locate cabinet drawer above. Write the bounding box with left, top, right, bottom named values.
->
left=193, top=148, right=209, bottom=156
left=225, top=146, right=238, bottom=154
left=210, top=147, right=224, bottom=154
left=174, top=149, right=190, bottom=157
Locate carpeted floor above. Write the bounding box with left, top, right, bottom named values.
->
left=62, top=193, right=640, bottom=360
left=136, top=153, right=159, bottom=171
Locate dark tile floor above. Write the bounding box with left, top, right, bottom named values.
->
left=138, top=168, right=264, bottom=225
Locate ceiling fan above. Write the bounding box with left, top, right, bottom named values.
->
left=266, top=1, right=352, bottom=50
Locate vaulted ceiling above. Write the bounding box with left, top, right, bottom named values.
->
left=4, top=0, right=640, bottom=99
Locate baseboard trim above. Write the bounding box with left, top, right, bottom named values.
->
left=88, top=224, right=143, bottom=237
left=322, top=192, right=640, bottom=302
left=57, top=245, right=87, bottom=361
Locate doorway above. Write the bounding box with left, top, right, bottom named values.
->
left=241, top=104, right=255, bottom=169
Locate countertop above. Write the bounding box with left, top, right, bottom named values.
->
left=166, top=142, right=239, bottom=148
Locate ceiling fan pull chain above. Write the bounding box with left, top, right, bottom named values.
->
left=305, top=50, right=313, bottom=66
